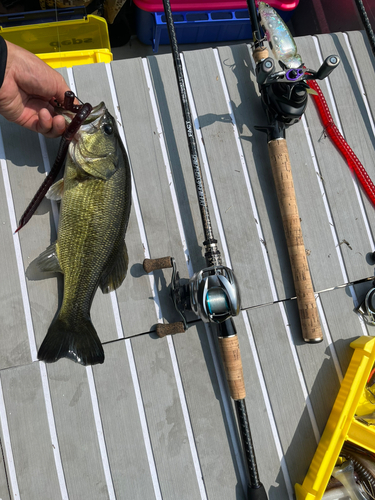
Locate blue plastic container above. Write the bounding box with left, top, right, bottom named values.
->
left=136, top=7, right=294, bottom=52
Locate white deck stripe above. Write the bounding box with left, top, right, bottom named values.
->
left=39, top=363, right=69, bottom=499
left=180, top=51, right=253, bottom=495
left=142, top=57, right=208, bottom=500
left=86, top=367, right=116, bottom=500
left=0, top=130, right=37, bottom=362
left=105, top=62, right=163, bottom=499
left=216, top=45, right=320, bottom=443
left=125, top=338, right=163, bottom=500
left=0, top=376, right=20, bottom=499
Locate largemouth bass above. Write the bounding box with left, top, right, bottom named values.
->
left=32, top=102, right=131, bottom=365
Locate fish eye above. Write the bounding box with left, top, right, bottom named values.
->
left=102, top=123, right=113, bottom=135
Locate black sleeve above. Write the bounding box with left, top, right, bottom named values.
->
left=0, top=36, right=8, bottom=89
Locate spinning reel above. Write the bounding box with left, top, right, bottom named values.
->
left=256, top=55, right=340, bottom=137
left=143, top=255, right=241, bottom=337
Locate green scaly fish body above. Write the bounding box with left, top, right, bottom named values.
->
left=34, top=102, right=131, bottom=365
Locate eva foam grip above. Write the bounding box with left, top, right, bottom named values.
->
left=143, top=257, right=173, bottom=273
left=156, top=322, right=185, bottom=338
left=268, top=139, right=323, bottom=343
left=218, top=336, right=246, bottom=400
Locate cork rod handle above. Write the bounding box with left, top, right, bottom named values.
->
left=218, top=336, right=246, bottom=400
left=143, top=257, right=173, bottom=273
left=268, top=139, right=323, bottom=343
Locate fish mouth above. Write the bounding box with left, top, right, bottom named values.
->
left=58, top=102, right=106, bottom=129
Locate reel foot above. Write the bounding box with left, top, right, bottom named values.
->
left=143, top=257, right=173, bottom=273
left=156, top=322, right=185, bottom=338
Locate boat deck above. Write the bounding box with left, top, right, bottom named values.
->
left=0, top=31, right=375, bottom=500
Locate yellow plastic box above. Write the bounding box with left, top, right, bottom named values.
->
left=295, top=336, right=375, bottom=500
left=0, top=14, right=112, bottom=68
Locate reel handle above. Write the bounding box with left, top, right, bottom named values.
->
left=315, top=55, right=340, bottom=81
left=268, top=139, right=323, bottom=343
left=143, top=257, right=173, bottom=273
left=156, top=322, right=185, bottom=338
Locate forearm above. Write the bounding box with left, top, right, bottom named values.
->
left=0, top=36, right=7, bottom=88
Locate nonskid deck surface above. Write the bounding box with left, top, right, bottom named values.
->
left=0, top=31, right=374, bottom=500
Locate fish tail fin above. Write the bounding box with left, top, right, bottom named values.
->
left=38, top=316, right=104, bottom=366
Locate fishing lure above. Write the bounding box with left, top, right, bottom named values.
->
left=307, top=78, right=375, bottom=208
left=258, top=1, right=302, bottom=69
left=16, top=92, right=92, bottom=232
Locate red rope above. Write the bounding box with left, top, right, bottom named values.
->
left=306, top=78, right=375, bottom=207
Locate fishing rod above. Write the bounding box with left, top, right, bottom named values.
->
left=353, top=0, right=375, bottom=57
left=246, top=1, right=340, bottom=343
left=142, top=1, right=267, bottom=498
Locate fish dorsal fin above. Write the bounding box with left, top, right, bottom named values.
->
left=31, top=242, right=62, bottom=274
left=46, top=179, right=64, bottom=201
left=99, top=240, right=129, bottom=294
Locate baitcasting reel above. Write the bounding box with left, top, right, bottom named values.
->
left=256, top=55, right=340, bottom=136
left=143, top=257, right=241, bottom=337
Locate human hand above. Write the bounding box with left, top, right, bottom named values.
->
left=0, top=39, right=71, bottom=138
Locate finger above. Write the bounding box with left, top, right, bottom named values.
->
left=45, top=115, right=66, bottom=138
left=36, top=109, right=66, bottom=138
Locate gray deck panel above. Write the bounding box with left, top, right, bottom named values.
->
left=0, top=167, right=31, bottom=369
left=46, top=360, right=110, bottom=500
left=0, top=363, right=62, bottom=500
left=130, top=333, right=203, bottom=500
left=183, top=47, right=274, bottom=309
left=283, top=298, right=341, bottom=435
left=246, top=303, right=318, bottom=487
left=0, top=118, right=59, bottom=352
left=92, top=340, right=157, bottom=500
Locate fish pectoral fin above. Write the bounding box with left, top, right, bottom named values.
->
left=30, top=242, right=62, bottom=274
left=46, top=179, right=64, bottom=201
left=99, top=240, right=129, bottom=294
